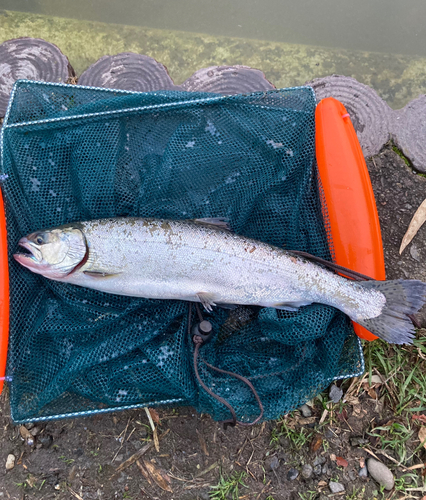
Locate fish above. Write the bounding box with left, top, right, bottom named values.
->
left=13, top=217, right=426, bottom=344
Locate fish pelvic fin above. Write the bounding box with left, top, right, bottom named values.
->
left=355, top=279, right=426, bottom=344
left=197, top=292, right=217, bottom=312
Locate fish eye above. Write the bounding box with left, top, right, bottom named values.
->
left=35, top=235, right=44, bottom=245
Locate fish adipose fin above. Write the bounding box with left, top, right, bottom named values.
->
left=356, top=280, right=426, bottom=344
left=197, top=292, right=217, bottom=312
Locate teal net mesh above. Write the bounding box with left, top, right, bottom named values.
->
left=1, top=80, right=363, bottom=423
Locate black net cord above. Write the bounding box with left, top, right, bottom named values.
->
left=290, top=251, right=421, bottom=329
left=188, top=303, right=264, bottom=427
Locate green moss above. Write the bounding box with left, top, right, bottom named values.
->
left=391, top=144, right=411, bottom=167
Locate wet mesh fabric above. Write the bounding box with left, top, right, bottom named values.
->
left=1, top=80, right=363, bottom=423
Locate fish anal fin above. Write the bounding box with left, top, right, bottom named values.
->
left=197, top=292, right=217, bottom=312
left=83, top=270, right=121, bottom=279
left=217, top=302, right=238, bottom=310
left=193, top=218, right=232, bottom=232
left=271, top=300, right=312, bottom=311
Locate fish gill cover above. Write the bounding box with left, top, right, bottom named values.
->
left=0, top=80, right=363, bottom=422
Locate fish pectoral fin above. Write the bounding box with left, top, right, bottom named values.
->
left=197, top=292, right=217, bottom=312
left=192, top=218, right=232, bottom=232
left=83, top=270, right=121, bottom=279
left=271, top=300, right=312, bottom=311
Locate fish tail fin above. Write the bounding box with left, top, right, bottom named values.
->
left=356, top=279, right=426, bottom=344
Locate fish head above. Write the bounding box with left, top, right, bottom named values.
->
left=13, top=226, right=87, bottom=279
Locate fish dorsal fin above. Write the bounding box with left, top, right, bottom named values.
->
left=192, top=218, right=232, bottom=232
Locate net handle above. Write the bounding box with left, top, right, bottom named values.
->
left=0, top=188, right=9, bottom=395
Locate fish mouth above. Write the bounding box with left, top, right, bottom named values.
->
left=13, top=238, right=42, bottom=266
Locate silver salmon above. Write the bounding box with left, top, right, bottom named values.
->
left=13, top=217, right=426, bottom=344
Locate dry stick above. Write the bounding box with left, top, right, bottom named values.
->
left=110, top=428, right=170, bottom=479
left=369, top=447, right=410, bottom=472
left=344, top=376, right=359, bottom=399
left=406, top=463, right=426, bottom=471
left=195, top=461, right=219, bottom=478
left=364, top=447, right=383, bottom=462
left=255, top=480, right=271, bottom=500
left=196, top=428, right=209, bottom=456
left=373, top=367, right=399, bottom=406
left=111, top=417, right=131, bottom=463
left=67, top=487, right=84, bottom=500
left=144, top=407, right=160, bottom=452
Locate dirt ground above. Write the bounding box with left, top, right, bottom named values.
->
left=1, top=145, right=426, bottom=500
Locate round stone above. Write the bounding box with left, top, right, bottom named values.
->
left=366, top=458, right=394, bottom=491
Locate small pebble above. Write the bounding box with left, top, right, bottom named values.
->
left=329, top=481, right=345, bottom=493
left=314, top=464, right=322, bottom=476
left=5, top=454, right=15, bottom=470
left=348, top=470, right=357, bottom=481
left=410, top=244, right=421, bottom=262
left=265, top=455, right=280, bottom=471
left=322, top=464, right=329, bottom=475
left=25, top=423, right=35, bottom=430
left=359, top=466, right=368, bottom=478
left=299, top=404, right=312, bottom=417
left=38, top=434, right=53, bottom=448
left=350, top=436, right=369, bottom=447
left=329, top=385, right=343, bottom=403
left=367, top=458, right=394, bottom=490
left=313, top=456, right=326, bottom=467
left=325, top=429, right=335, bottom=439
left=287, top=468, right=299, bottom=480
left=30, top=426, right=41, bottom=437
left=301, top=464, right=313, bottom=479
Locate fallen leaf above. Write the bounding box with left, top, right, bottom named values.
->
left=336, top=456, right=349, bottom=467
left=297, top=416, right=317, bottom=425
left=400, top=198, right=426, bottom=254
left=345, top=396, right=360, bottom=406
left=318, top=480, right=327, bottom=489
left=413, top=415, right=426, bottom=424
left=352, top=404, right=361, bottom=415
left=362, top=383, right=377, bottom=400
left=143, top=460, right=173, bottom=492
left=148, top=408, right=160, bottom=425
left=370, top=374, right=383, bottom=385
left=359, top=457, right=365, bottom=468
left=136, top=460, right=153, bottom=486
left=419, top=427, right=426, bottom=449
left=330, top=454, right=337, bottom=462
left=310, top=434, right=323, bottom=453
left=196, top=429, right=209, bottom=456
left=19, top=426, right=32, bottom=440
